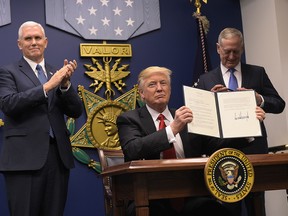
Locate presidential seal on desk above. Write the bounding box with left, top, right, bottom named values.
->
left=204, top=148, right=254, bottom=203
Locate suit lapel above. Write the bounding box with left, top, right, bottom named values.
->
left=44, top=64, right=55, bottom=108
left=18, top=58, right=54, bottom=109
left=45, top=64, right=55, bottom=81
left=240, top=63, right=251, bottom=87
left=139, top=106, right=188, bottom=142
left=138, top=106, right=191, bottom=157
left=18, top=58, right=41, bottom=86
left=138, top=106, right=157, bottom=135
left=203, top=67, right=225, bottom=88
left=18, top=58, right=55, bottom=87
left=214, top=67, right=225, bottom=86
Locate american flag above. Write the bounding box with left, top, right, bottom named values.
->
left=64, top=0, right=144, bottom=40
left=0, top=0, right=11, bottom=27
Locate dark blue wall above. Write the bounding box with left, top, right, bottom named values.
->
left=0, top=0, right=243, bottom=215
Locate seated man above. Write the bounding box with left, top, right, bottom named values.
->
left=117, top=66, right=267, bottom=216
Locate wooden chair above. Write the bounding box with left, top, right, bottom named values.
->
left=98, top=148, right=125, bottom=216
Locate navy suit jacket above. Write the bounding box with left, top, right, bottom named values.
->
left=116, top=105, right=199, bottom=162
left=0, top=58, right=83, bottom=171
left=195, top=63, right=285, bottom=155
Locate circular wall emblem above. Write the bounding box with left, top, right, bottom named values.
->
left=204, top=148, right=254, bottom=203
left=86, top=100, right=129, bottom=150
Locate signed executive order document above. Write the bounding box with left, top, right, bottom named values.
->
left=183, top=86, right=262, bottom=138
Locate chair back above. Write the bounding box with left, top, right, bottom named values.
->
left=98, top=149, right=125, bottom=216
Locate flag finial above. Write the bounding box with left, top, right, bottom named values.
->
left=190, top=0, right=208, bottom=15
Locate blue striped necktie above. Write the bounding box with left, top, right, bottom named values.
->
left=36, top=64, right=54, bottom=138
left=228, top=68, right=238, bottom=91
left=36, top=64, right=47, bottom=84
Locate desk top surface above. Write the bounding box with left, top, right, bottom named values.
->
left=102, top=153, right=288, bottom=177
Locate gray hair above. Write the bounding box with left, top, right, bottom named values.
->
left=218, top=28, right=244, bottom=47
left=18, top=21, right=45, bottom=40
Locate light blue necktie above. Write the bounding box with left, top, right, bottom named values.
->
left=36, top=64, right=47, bottom=84
left=228, top=68, right=238, bottom=91
left=36, top=64, right=54, bottom=138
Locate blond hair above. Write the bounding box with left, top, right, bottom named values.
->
left=138, top=66, right=172, bottom=90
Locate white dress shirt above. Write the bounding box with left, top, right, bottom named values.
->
left=146, top=105, right=185, bottom=159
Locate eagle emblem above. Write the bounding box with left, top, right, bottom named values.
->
left=219, top=161, right=242, bottom=190
left=84, top=57, right=130, bottom=99
left=204, top=148, right=254, bottom=203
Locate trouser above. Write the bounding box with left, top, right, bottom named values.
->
left=126, top=196, right=233, bottom=216
left=222, top=192, right=266, bottom=216
left=4, top=141, right=70, bottom=216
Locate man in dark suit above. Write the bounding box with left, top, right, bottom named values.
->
left=0, top=21, right=82, bottom=216
left=116, top=66, right=263, bottom=216
left=117, top=66, right=195, bottom=162
left=117, top=66, right=198, bottom=216
left=196, top=27, right=286, bottom=216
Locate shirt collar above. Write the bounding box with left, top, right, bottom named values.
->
left=220, top=62, right=241, bottom=75
left=146, top=104, right=173, bottom=123
left=23, top=56, right=45, bottom=72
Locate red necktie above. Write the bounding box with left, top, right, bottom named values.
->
left=157, top=114, right=176, bottom=159
left=158, top=114, right=184, bottom=211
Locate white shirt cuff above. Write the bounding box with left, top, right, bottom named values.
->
left=166, top=125, right=176, bottom=143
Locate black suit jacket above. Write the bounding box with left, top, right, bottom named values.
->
left=195, top=63, right=285, bottom=155
left=116, top=105, right=198, bottom=162
left=0, top=58, right=83, bottom=171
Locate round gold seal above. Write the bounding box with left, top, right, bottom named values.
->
left=204, top=148, right=254, bottom=203
left=86, top=100, right=129, bottom=150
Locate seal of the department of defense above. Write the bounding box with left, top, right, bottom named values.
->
left=204, top=148, right=254, bottom=203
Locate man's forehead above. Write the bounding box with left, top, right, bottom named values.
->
left=22, top=26, right=43, bottom=35
left=146, top=72, right=167, bottom=79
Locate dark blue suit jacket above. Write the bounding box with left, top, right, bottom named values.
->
left=195, top=63, right=285, bottom=155
left=116, top=105, right=198, bottom=162
left=0, top=58, right=82, bottom=171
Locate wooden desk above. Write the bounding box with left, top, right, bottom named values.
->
left=102, top=153, right=288, bottom=216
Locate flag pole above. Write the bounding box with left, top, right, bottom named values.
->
left=190, top=0, right=210, bottom=87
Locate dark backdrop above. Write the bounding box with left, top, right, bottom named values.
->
left=0, top=0, right=243, bottom=215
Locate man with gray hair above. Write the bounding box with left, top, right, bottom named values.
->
left=196, top=27, right=285, bottom=216
left=0, top=21, right=82, bottom=216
